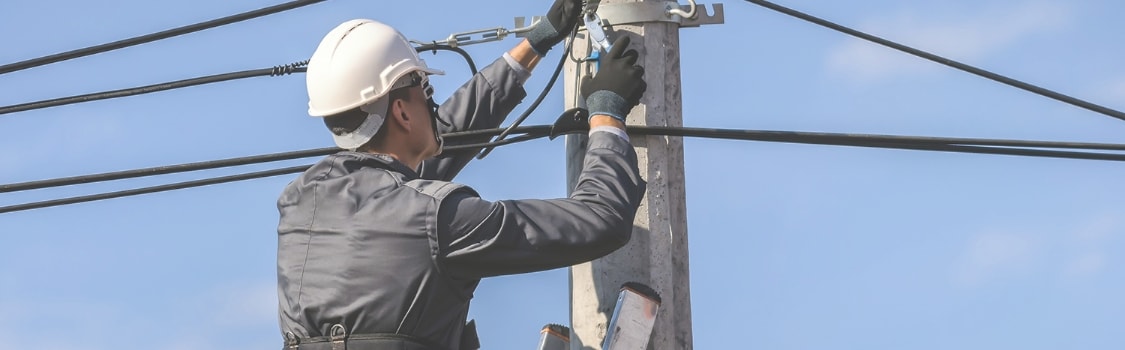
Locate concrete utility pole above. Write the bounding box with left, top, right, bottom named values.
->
left=564, top=1, right=723, bottom=349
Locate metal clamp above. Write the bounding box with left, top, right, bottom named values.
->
left=584, top=13, right=614, bottom=52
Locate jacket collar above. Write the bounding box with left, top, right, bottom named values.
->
left=339, top=151, right=421, bottom=180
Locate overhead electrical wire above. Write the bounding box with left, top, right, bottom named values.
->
left=0, top=166, right=312, bottom=214
left=0, top=129, right=552, bottom=214
left=11, top=123, right=1125, bottom=194
left=742, top=0, right=1125, bottom=123
left=27, top=1, right=1110, bottom=124
left=7, top=124, right=1125, bottom=194
left=0, top=61, right=308, bottom=116
left=0, top=0, right=326, bottom=75
left=7, top=124, right=1125, bottom=214
left=0, top=126, right=552, bottom=194
left=638, top=126, right=1125, bottom=162
left=0, top=147, right=335, bottom=193
left=0, top=44, right=478, bottom=117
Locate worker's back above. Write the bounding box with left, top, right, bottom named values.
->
left=277, top=151, right=477, bottom=349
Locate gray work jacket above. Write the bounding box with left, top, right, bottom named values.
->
left=277, top=58, right=646, bottom=350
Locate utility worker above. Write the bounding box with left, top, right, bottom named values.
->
left=276, top=0, right=647, bottom=348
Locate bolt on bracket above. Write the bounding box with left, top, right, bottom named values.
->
left=590, top=1, right=724, bottom=28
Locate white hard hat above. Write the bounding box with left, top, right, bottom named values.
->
left=306, top=19, right=444, bottom=149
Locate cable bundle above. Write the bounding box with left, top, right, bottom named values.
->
left=4, top=0, right=1125, bottom=215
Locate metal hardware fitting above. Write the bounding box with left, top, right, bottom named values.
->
left=414, top=17, right=542, bottom=48
left=421, top=1, right=721, bottom=49
left=667, top=0, right=697, bottom=19
left=587, top=1, right=724, bottom=28
left=584, top=13, right=613, bottom=52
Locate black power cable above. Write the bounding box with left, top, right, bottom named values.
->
left=0, top=0, right=326, bottom=75
left=0, top=61, right=307, bottom=116
left=0, top=129, right=552, bottom=214
left=5, top=124, right=1125, bottom=194
left=0, top=165, right=311, bottom=214
left=0, top=45, right=476, bottom=117
left=0, top=126, right=552, bottom=194
left=415, top=44, right=479, bottom=75
left=743, top=0, right=1125, bottom=123
left=634, top=126, right=1125, bottom=151
left=7, top=125, right=1125, bottom=214
left=632, top=126, right=1125, bottom=162
left=0, top=147, right=335, bottom=194
left=6, top=124, right=1125, bottom=213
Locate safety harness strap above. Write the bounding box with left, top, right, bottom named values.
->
left=281, top=332, right=445, bottom=350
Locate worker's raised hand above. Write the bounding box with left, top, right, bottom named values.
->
left=526, top=0, right=582, bottom=55
left=581, top=36, right=647, bottom=122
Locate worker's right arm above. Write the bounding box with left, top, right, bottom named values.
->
left=436, top=129, right=645, bottom=278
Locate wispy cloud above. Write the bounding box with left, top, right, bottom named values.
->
left=952, top=230, right=1039, bottom=287
left=1064, top=252, right=1106, bottom=278
left=1071, top=212, right=1120, bottom=243
left=1061, top=213, right=1119, bottom=279
left=1093, top=77, right=1125, bottom=105
left=951, top=213, right=1120, bottom=287
left=827, top=1, right=1072, bottom=82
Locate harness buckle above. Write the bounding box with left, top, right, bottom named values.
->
left=284, top=331, right=301, bottom=350
left=330, top=324, right=347, bottom=350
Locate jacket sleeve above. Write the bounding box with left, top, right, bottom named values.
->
left=419, top=57, right=528, bottom=181
left=434, top=131, right=646, bottom=279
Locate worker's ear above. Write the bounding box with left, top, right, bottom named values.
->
left=388, top=98, right=412, bottom=132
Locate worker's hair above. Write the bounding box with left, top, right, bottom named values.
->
left=323, top=108, right=367, bottom=136
left=322, top=87, right=415, bottom=145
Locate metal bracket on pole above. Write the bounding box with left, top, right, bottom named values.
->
left=589, top=1, right=725, bottom=28
left=420, top=2, right=721, bottom=49
left=679, top=3, right=725, bottom=27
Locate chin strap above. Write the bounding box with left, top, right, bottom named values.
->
left=428, top=98, right=447, bottom=156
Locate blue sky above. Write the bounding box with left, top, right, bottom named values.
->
left=2, top=0, right=1123, bottom=349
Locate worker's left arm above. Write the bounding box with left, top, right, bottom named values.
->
left=419, top=0, right=581, bottom=181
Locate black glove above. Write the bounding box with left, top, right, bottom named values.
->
left=581, top=36, right=646, bottom=122
left=526, top=0, right=582, bottom=55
